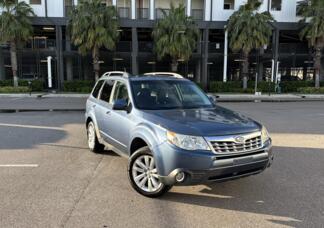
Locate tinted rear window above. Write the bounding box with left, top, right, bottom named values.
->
left=92, top=80, right=104, bottom=98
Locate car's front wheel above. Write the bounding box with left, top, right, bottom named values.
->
left=128, top=147, right=172, bottom=197
left=87, top=121, right=105, bottom=153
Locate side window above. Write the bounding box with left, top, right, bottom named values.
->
left=112, top=81, right=129, bottom=103
left=99, top=80, right=115, bottom=103
left=92, top=80, right=104, bottom=98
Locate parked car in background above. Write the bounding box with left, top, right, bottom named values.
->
left=85, top=72, right=273, bottom=197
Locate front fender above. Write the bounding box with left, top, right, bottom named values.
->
left=129, top=123, right=167, bottom=172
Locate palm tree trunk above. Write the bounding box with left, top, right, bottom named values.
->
left=171, top=59, right=178, bottom=72
left=314, top=46, right=322, bottom=88
left=242, top=52, right=249, bottom=89
left=92, top=47, right=100, bottom=81
left=10, top=41, right=18, bottom=87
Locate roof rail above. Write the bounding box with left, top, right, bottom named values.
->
left=101, top=71, right=131, bottom=78
left=143, top=72, right=184, bottom=79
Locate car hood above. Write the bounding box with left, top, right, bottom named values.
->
left=141, top=106, right=261, bottom=136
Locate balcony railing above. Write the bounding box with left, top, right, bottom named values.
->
left=156, top=8, right=170, bottom=19
left=24, top=38, right=56, bottom=50
left=137, top=8, right=149, bottom=19
left=118, top=7, right=130, bottom=18
left=191, top=9, right=203, bottom=20
left=279, top=43, right=309, bottom=54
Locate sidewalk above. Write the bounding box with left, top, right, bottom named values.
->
left=0, top=93, right=323, bottom=112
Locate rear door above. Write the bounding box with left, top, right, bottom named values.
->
left=96, top=79, right=115, bottom=143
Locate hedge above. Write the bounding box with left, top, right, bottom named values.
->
left=0, top=79, right=44, bottom=91
left=297, top=87, right=324, bottom=94
left=63, top=80, right=95, bottom=93
left=0, top=86, right=30, bottom=93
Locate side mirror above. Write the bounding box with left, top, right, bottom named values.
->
left=112, top=99, right=128, bottom=111
left=207, top=94, right=218, bottom=104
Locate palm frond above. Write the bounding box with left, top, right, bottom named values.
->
left=152, top=3, right=199, bottom=62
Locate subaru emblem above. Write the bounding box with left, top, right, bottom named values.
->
left=235, top=136, right=245, bottom=143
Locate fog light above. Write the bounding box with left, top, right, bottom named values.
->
left=175, top=172, right=185, bottom=182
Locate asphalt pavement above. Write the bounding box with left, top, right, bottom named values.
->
left=0, top=102, right=323, bottom=228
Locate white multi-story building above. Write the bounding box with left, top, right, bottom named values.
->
left=0, top=0, right=320, bottom=90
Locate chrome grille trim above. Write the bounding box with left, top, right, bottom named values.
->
left=205, top=132, right=263, bottom=155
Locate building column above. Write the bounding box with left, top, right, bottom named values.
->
left=131, top=27, right=139, bottom=75
left=131, top=0, right=136, bottom=19
left=55, top=25, right=64, bottom=90
left=201, top=28, right=209, bottom=90
left=272, top=28, right=280, bottom=82
left=186, top=0, right=192, bottom=16
left=223, top=29, right=228, bottom=82
left=204, top=0, right=211, bottom=21
left=321, top=57, right=324, bottom=81
left=149, top=0, right=155, bottom=20
left=0, top=48, right=5, bottom=80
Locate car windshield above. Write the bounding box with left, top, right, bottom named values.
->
left=131, top=80, right=213, bottom=110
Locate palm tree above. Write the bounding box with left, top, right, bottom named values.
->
left=227, top=0, right=274, bottom=89
left=69, top=0, right=119, bottom=81
left=0, top=0, right=35, bottom=87
left=152, top=3, right=199, bottom=72
left=298, top=0, right=324, bottom=88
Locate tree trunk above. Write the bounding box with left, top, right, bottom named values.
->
left=171, top=59, right=178, bottom=72
left=314, top=46, right=321, bottom=88
left=92, top=47, right=100, bottom=81
left=242, top=52, right=249, bottom=89
left=10, top=41, right=18, bottom=87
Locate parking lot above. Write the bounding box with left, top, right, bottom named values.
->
left=0, top=102, right=323, bottom=228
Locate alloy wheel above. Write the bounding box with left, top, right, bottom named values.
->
left=131, top=155, right=162, bottom=192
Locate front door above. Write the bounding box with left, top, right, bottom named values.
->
left=108, top=80, right=133, bottom=153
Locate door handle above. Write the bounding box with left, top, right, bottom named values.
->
left=106, top=111, right=111, bottom=115
left=92, top=104, right=96, bottom=108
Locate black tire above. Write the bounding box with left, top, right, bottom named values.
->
left=87, top=121, right=105, bottom=153
left=128, top=146, right=172, bottom=198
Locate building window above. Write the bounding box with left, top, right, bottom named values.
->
left=30, top=0, right=41, bottom=4
left=271, top=0, right=282, bottom=11
left=224, top=0, right=234, bottom=10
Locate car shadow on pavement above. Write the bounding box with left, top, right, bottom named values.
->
left=161, top=146, right=324, bottom=227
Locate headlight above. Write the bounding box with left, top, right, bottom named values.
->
left=166, top=131, right=211, bottom=151
left=261, top=126, right=270, bottom=144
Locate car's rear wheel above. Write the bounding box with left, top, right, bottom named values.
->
left=128, top=147, right=172, bottom=197
left=87, top=121, right=105, bottom=153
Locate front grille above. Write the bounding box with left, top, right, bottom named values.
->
left=209, top=135, right=262, bottom=154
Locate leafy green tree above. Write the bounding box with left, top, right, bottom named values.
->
left=0, top=0, right=35, bottom=87
left=298, top=0, right=324, bottom=88
left=227, top=0, right=274, bottom=89
left=152, top=3, right=199, bottom=72
left=69, top=0, right=119, bottom=81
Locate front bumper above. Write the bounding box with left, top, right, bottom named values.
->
left=155, top=140, right=273, bottom=186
